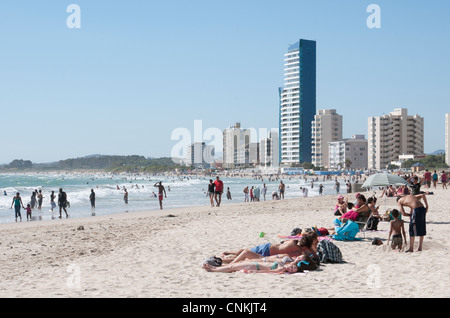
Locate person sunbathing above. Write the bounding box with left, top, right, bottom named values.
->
left=202, top=254, right=316, bottom=274
left=221, top=232, right=319, bottom=264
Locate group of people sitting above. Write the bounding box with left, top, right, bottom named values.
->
left=202, top=231, right=320, bottom=274
left=380, top=185, right=410, bottom=198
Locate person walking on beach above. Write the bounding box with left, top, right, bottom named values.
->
left=154, top=182, right=167, bottom=210
left=397, top=194, right=429, bottom=252
left=213, top=176, right=223, bottom=207
left=319, top=184, right=324, bottom=195
left=262, top=183, right=267, bottom=201
left=10, top=192, right=24, bottom=222
left=334, top=180, right=340, bottom=194
left=226, top=187, right=232, bottom=200
left=208, top=179, right=215, bottom=207
left=50, top=191, right=57, bottom=212
left=432, top=171, right=438, bottom=189
left=243, top=186, right=249, bottom=202
left=58, top=188, right=69, bottom=219
left=441, top=171, right=448, bottom=189
left=89, top=189, right=96, bottom=209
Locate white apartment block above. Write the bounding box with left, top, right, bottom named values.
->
left=446, top=113, right=450, bottom=166
left=329, top=135, right=368, bottom=170
left=185, top=142, right=215, bottom=168
left=222, top=123, right=253, bottom=169
left=311, top=109, right=343, bottom=168
left=260, top=130, right=280, bottom=167
left=368, top=108, right=424, bottom=170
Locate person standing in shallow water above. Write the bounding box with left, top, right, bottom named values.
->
left=123, top=188, right=128, bottom=204
left=154, top=182, right=167, bottom=210
left=89, top=189, right=96, bottom=209
left=58, top=188, right=69, bottom=219
left=10, top=192, right=24, bottom=222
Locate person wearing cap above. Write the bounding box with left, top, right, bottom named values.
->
left=334, top=195, right=348, bottom=216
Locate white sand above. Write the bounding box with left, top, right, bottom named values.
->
left=1, top=187, right=449, bottom=298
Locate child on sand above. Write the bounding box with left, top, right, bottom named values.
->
left=387, top=209, right=407, bottom=251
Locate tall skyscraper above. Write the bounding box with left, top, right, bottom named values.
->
left=279, top=39, right=316, bottom=165
left=311, top=109, right=343, bottom=168
left=446, top=113, right=450, bottom=166
left=368, top=108, right=424, bottom=170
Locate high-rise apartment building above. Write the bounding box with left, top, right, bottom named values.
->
left=222, top=123, right=253, bottom=169
left=185, top=142, right=215, bottom=168
left=368, top=108, right=424, bottom=170
left=260, top=130, right=280, bottom=167
left=279, top=39, right=316, bottom=165
left=311, top=109, right=343, bottom=168
left=446, top=113, right=450, bottom=166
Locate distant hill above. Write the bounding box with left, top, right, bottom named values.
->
left=0, top=155, right=189, bottom=172
left=427, top=149, right=445, bottom=155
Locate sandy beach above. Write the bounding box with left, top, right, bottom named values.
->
left=1, top=186, right=449, bottom=299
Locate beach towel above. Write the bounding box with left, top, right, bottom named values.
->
left=278, top=235, right=333, bottom=241
left=316, top=240, right=343, bottom=263
left=332, top=220, right=361, bottom=241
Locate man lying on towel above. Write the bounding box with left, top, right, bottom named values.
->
left=221, top=232, right=319, bottom=264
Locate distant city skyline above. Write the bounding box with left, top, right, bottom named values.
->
left=0, top=1, right=449, bottom=164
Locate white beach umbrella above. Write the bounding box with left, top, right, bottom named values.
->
left=361, top=173, right=408, bottom=211
left=361, top=173, right=408, bottom=188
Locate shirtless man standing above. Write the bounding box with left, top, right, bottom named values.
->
left=154, top=182, right=167, bottom=210
left=397, top=194, right=429, bottom=252
left=278, top=181, right=285, bottom=199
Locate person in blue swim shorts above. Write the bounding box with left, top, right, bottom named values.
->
left=397, top=193, right=429, bottom=253
left=221, top=232, right=319, bottom=264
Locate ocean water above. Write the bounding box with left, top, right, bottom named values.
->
left=0, top=172, right=340, bottom=224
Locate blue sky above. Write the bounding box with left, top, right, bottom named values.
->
left=0, top=0, right=449, bottom=163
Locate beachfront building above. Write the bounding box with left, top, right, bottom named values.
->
left=222, top=123, right=256, bottom=169
left=185, top=142, right=215, bottom=168
left=279, top=39, right=316, bottom=165
left=368, top=108, right=424, bottom=170
left=311, top=109, right=343, bottom=169
left=260, top=130, right=280, bottom=167
left=328, top=135, right=368, bottom=171
left=446, top=113, right=450, bottom=166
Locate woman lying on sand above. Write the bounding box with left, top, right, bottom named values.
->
left=202, top=254, right=317, bottom=274
left=221, top=232, right=319, bottom=264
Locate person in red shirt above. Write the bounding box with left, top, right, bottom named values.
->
left=214, top=176, right=224, bottom=207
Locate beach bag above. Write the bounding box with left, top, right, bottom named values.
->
left=316, top=240, right=343, bottom=263
left=366, top=216, right=379, bottom=231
